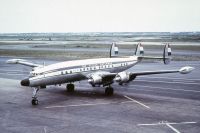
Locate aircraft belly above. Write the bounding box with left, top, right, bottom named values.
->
left=29, top=73, right=86, bottom=87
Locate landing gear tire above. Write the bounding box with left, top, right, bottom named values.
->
left=67, top=84, right=75, bottom=92
left=119, top=82, right=123, bottom=86
left=32, top=99, right=38, bottom=105
left=105, top=87, right=114, bottom=96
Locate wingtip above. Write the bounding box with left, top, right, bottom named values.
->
left=6, top=59, right=27, bottom=64
left=179, top=66, right=195, bottom=74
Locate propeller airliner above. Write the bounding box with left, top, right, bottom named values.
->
left=6, top=43, right=194, bottom=105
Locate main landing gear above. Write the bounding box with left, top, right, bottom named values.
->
left=105, top=86, right=114, bottom=96
left=30, top=84, right=113, bottom=105
left=66, top=83, right=75, bottom=92
left=32, top=87, right=39, bottom=105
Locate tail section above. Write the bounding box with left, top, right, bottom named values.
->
left=135, top=43, right=144, bottom=56
left=136, top=43, right=172, bottom=64
left=163, top=43, right=171, bottom=64
left=110, top=43, right=119, bottom=58
left=109, top=42, right=171, bottom=65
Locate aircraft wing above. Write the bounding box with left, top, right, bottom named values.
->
left=130, top=69, right=178, bottom=77
left=110, top=66, right=194, bottom=84
left=130, top=66, right=194, bottom=77
left=87, top=66, right=194, bottom=86
left=6, top=59, right=43, bottom=68
left=127, top=66, right=194, bottom=81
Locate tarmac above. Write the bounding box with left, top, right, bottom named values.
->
left=0, top=56, right=200, bottom=133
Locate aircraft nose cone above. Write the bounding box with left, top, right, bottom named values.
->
left=21, top=78, right=30, bottom=86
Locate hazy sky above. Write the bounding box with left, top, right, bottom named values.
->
left=0, top=0, right=200, bottom=33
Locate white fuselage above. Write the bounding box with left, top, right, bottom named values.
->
left=28, top=56, right=139, bottom=87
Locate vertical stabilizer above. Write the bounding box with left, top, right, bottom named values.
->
left=110, top=43, right=119, bottom=58
left=163, top=43, right=171, bottom=64
left=135, top=43, right=144, bottom=56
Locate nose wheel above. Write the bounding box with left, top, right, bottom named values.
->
left=31, top=87, right=39, bottom=105
left=32, top=98, right=38, bottom=105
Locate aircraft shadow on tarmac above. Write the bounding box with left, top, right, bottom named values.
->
left=35, top=85, right=155, bottom=108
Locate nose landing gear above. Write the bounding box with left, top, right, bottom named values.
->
left=31, top=87, right=39, bottom=105
left=32, top=98, right=39, bottom=105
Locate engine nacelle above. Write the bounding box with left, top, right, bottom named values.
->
left=114, top=72, right=136, bottom=84
left=114, top=72, right=130, bottom=83
left=88, top=74, right=103, bottom=85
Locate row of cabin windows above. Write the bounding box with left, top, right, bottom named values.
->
left=61, top=63, right=128, bottom=75
left=33, top=63, right=129, bottom=76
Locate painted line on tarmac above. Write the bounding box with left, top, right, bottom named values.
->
left=138, top=121, right=197, bottom=133
left=45, top=101, right=134, bottom=109
left=137, top=121, right=197, bottom=126
left=123, top=95, right=150, bottom=109
left=129, top=85, right=200, bottom=93
left=166, top=123, right=180, bottom=133
left=172, top=80, right=196, bottom=83
left=45, top=102, right=115, bottom=108
left=135, top=79, right=200, bottom=85
left=43, top=126, right=47, bottom=133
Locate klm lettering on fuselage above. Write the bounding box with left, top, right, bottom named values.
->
left=83, top=62, right=113, bottom=68
left=65, top=62, right=129, bottom=74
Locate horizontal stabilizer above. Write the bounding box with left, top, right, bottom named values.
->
left=136, top=43, right=172, bottom=64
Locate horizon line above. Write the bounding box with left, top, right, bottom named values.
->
left=0, top=31, right=200, bottom=34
